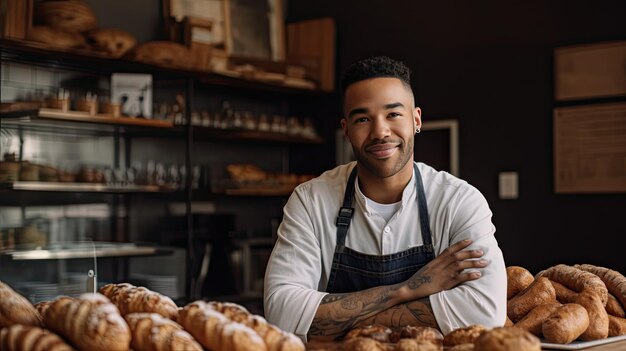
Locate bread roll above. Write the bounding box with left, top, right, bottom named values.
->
left=575, top=292, right=609, bottom=340
left=537, top=265, right=608, bottom=304
left=504, top=316, right=514, bottom=327
left=345, top=324, right=392, bottom=343
left=514, top=302, right=561, bottom=336
left=206, top=301, right=251, bottom=323
left=389, top=326, right=442, bottom=344
left=124, top=312, right=202, bottom=351
left=178, top=301, right=267, bottom=351
left=242, top=315, right=304, bottom=351
left=340, top=337, right=387, bottom=351
left=99, top=283, right=178, bottom=320
left=574, top=264, right=626, bottom=310
left=442, top=325, right=487, bottom=346
left=506, top=266, right=534, bottom=299
left=0, top=280, right=42, bottom=328
left=125, top=41, right=194, bottom=69
left=474, top=327, right=540, bottom=351
left=448, top=344, right=474, bottom=351
left=608, top=315, right=626, bottom=337
left=550, top=280, right=578, bottom=303
left=607, top=294, right=626, bottom=318
left=86, top=28, right=136, bottom=57
left=542, top=304, right=589, bottom=344
left=394, top=338, right=442, bottom=351
left=507, top=277, right=557, bottom=322
left=0, top=324, right=74, bottom=351
left=43, top=294, right=130, bottom=351
left=34, top=0, right=97, bottom=32
left=27, top=26, right=85, bottom=49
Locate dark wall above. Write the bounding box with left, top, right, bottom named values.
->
left=287, top=1, right=626, bottom=275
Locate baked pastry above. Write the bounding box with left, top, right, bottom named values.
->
left=0, top=280, right=42, bottom=328
left=474, top=327, right=541, bottom=351
left=345, top=324, right=392, bottom=343
left=574, top=264, right=626, bottom=311
left=206, top=301, right=251, bottom=323
left=34, top=0, right=98, bottom=32
left=388, top=326, right=442, bottom=344
left=340, top=337, right=387, bottom=351
left=537, top=264, right=608, bottom=304
left=607, top=294, right=626, bottom=318
left=506, top=266, right=535, bottom=299
left=514, top=302, right=561, bottom=336
left=504, top=316, right=514, bottom=327
left=242, top=315, right=305, bottom=351
left=26, top=26, right=85, bottom=49
left=395, top=338, right=441, bottom=351
left=124, top=312, right=202, bottom=351
left=0, top=324, right=74, bottom=351
left=542, top=304, right=589, bottom=344
left=550, top=280, right=578, bottom=303
left=99, top=282, right=178, bottom=320
left=575, top=291, right=609, bottom=340
left=442, top=325, right=487, bottom=346
left=43, top=294, right=131, bottom=351
left=125, top=41, right=194, bottom=69
left=178, top=301, right=267, bottom=351
left=608, top=315, right=626, bottom=336
left=507, top=277, right=557, bottom=322
left=447, top=344, right=474, bottom=351
left=86, top=28, right=136, bottom=57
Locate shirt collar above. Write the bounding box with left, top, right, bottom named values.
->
left=353, top=163, right=417, bottom=217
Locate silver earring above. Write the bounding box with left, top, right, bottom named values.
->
left=415, top=128, right=420, bottom=134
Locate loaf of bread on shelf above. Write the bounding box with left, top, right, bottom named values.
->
left=86, top=28, right=136, bottom=57
left=124, top=312, right=202, bottom=351
left=125, top=41, right=194, bottom=69
left=0, top=324, right=75, bottom=351
left=179, top=301, right=267, bottom=351
left=99, top=282, right=179, bottom=320
left=43, top=294, right=131, bottom=351
left=0, top=280, right=42, bottom=328
left=26, top=26, right=86, bottom=49
left=34, top=0, right=98, bottom=32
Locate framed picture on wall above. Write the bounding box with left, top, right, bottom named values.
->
left=163, top=0, right=285, bottom=61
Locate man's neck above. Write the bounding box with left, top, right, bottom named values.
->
left=357, top=162, right=414, bottom=204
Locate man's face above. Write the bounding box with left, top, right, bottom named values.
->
left=341, top=77, right=421, bottom=179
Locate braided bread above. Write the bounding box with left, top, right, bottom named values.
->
left=99, top=283, right=178, bottom=320
left=574, top=264, right=626, bottom=311
left=0, top=280, right=42, bottom=328
left=0, top=325, right=74, bottom=351
left=43, top=294, right=130, bottom=351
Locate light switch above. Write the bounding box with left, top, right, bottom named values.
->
left=499, top=172, right=518, bottom=199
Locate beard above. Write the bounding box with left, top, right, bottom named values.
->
left=352, top=136, right=414, bottom=178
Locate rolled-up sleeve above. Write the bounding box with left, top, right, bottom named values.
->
left=264, top=185, right=328, bottom=340
left=429, top=186, right=507, bottom=334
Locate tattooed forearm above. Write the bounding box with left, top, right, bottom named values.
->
left=356, top=298, right=438, bottom=329
left=308, top=283, right=404, bottom=338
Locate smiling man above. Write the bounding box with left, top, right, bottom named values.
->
left=264, top=56, right=507, bottom=341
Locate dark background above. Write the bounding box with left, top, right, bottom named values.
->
left=85, top=0, right=626, bottom=275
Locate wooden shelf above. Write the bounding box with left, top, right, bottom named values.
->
left=192, top=126, right=324, bottom=144
left=0, top=181, right=169, bottom=193
left=37, top=109, right=174, bottom=128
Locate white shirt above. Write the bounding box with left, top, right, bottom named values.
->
left=264, top=161, right=507, bottom=341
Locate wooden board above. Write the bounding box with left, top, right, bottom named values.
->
left=554, top=103, right=626, bottom=193
left=38, top=108, right=174, bottom=128
left=287, top=18, right=336, bottom=91
left=555, top=41, right=626, bottom=101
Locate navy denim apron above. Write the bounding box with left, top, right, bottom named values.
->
left=326, top=164, right=436, bottom=293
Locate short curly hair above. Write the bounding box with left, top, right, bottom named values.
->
left=340, top=56, right=412, bottom=93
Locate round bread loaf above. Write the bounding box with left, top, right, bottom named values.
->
left=395, top=338, right=442, bottom=351
left=443, top=325, right=487, bottom=346
left=345, top=324, right=392, bottom=343
left=474, top=327, right=541, bottom=351
left=86, top=28, right=136, bottom=57
left=389, top=325, right=443, bottom=344
left=27, top=26, right=85, bottom=48
left=34, top=0, right=97, bottom=32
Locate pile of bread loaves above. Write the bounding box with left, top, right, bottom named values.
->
left=332, top=324, right=542, bottom=351
left=0, top=281, right=305, bottom=351
left=506, top=263, right=626, bottom=343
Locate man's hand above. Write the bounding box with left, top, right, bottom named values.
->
left=400, top=239, right=488, bottom=300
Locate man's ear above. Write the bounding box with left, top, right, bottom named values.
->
left=414, top=107, right=422, bottom=130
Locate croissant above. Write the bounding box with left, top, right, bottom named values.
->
left=243, top=315, right=305, bottom=351
left=0, top=280, right=42, bottom=328
left=0, top=324, right=75, bottom=351
left=124, top=312, right=202, bottom=351
left=43, top=294, right=131, bottom=351
left=178, top=300, right=267, bottom=351
left=99, top=282, right=178, bottom=320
